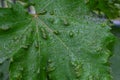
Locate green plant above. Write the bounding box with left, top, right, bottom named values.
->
left=87, top=0, right=120, bottom=18
left=0, top=0, right=120, bottom=80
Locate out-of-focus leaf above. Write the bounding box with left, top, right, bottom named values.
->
left=110, top=27, right=120, bottom=80
left=87, top=0, right=120, bottom=18
left=0, top=60, right=9, bottom=80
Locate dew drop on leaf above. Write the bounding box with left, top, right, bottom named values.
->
left=71, top=61, right=77, bottom=67
left=47, top=67, right=56, bottom=72
left=101, top=22, right=107, bottom=27
left=48, top=18, right=54, bottom=24
left=14, top=74, right=22, bottom=80
left=34, top=40, right=39, bottom=48
left=69, top=31, right=74, bottom=37
left=85, top=0, right=89, bottom=4
left=0, top=25, right=10, bottom=31
left=53, top=30, right=60, bottom=35
left=10, top=58, right=14, bottom=62
left=42, top=32, right=48, bottom=40
left=41, top=28, right=48, bottom=40
left=50, top=10, right=54, bottom=15
left=76, top=71, right=81, bottom=78
left=48, top=59, right=52, bottom=63
left=43, top=67, right=46, bottom=70
left=47, top=62, right=56, bottom=72
left=39, top=9, right=47, bottom=15
left=63, top=19, right=69, bottom=26
left=13, top=36, right=18, bottom=41
left=19, top=67, right=23, bottom=71
left=89, top=75, right=93, bottom=80
left=74, top=65, right=80, bottom=71
left=21, top=45, right=28, bottom=49
left=37, top=68, right=40, bottom=74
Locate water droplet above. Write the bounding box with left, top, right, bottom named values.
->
left=19, top=67, right=23, bottom=71
left=72, top=62, right=83, bottom=78
left=53, top=30, right=60, bottom=35
left=21, top=45, right=28, bottom=49
left=74, top=65, right=80, bottom=71
left=39, top=10, right=47, bottom=15
left=62, top=57, right=65, bottom=60
left=43, top=67, right=46, bottom=70
left=0, top=61, right=3, bottom=65
left=63, top=19, right=69, bottom=26
left=0, top=25, right=10, bottom=31
left=34, top=40, right=39, bottom=48
left=71, top=61, right=77, bottom=67
left=69, top=31, right=74, bottom=37
left=37, top=68, right=40, bottom=74
left=47, top=67, right=56, bottom=72
left=14, top=74, right=22, bottom=80
left=76, top=71, right=81, bottom=78
left=103, top=75, right=112, bottom=80
left=76, top=67, right=83, bottom=78
left=89, top=75, right=95, bottom=80
left=85, top=0, right=89, bottom=4
left=13, top=36, right=18, bottom=40
left=41, top=28, right=48, bottom=40
left=47, top=62, right=56, bottom=72
left=48, top=59, right=52, bottom=63
left=93, top=10, right=99, bottom=15
left=42, top=33, right=48, bottom=39
left=10, top=58, right=14, bottom=62
left=101, top=23, right=106, bottom=27
left=50, top=10, right=54, bottom=15
left=48, top=18, right=54, bottom=24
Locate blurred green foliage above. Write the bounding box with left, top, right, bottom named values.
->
left=87, top=0, right=120, bottom=18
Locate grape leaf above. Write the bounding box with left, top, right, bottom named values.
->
left=0, top=0, right=115, bottom=80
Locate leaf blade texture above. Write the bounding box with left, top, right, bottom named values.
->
left=0, top=0, right=115, bottom=80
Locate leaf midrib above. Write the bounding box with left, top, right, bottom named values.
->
left=35, top=17, right=77, bottom=62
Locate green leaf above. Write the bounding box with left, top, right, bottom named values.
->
left=110, top=38, right=120, bottom=80
left=0, top=0, right=115, bottom=80
left=0, top=60, right=9, bottom=80
left=0, top=3, right=30, bottom=63
left=87, top=0, right=119, bottom=18
left=110, top=28, right=120, bottom=80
